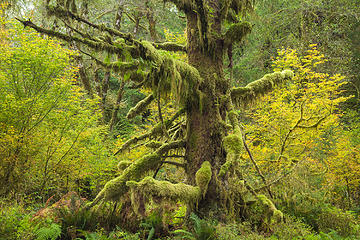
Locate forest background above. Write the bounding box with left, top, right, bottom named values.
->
left=0, top=0, right=360, bottom=239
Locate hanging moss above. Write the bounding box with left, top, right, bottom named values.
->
left=127, top=94, right=154, bottom=119
left=140, top=40, right=202, bottom=106
left=224, top=21, right=252, bottom=46
left=257, top=194, right=284, bottom=225
left=195, top=161, right=212, bottom=198
left=231, top=70, right=294, bottom=108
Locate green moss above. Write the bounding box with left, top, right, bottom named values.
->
left=223, top=133, right=242, bottom=155
left=141, top=40, right=202, bottom=107
left=127, top=177, right=200, bottom=204
left=94, top=153, right=162, bottom=202
left=117, top=160, right=132, bottom=171
left=257, top=194, right=283, bottom=226
left=231, top=70, right=294, bottom=108
left=227, top=110, right=238, bottom=130
left=195, top=161, right=212, bottom=198
left=127, top=94, right=154, bottom=119
left=224, top=21, right=252, bottom=46
left=145, top=141, right=163, bottom=149
left=218, top=159, right=233, bottom=177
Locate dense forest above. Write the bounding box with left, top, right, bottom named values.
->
left=1, top=0, right=360, bottom=239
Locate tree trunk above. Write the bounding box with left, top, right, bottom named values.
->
left=185, top=7, right=228, bottom=217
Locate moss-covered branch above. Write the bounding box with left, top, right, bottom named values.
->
left=79, top=49, right=139, bottom=73
left=127, top=177, right=200, bottom=203
left=15, top=18, right=121, bottom=54
left=114, top=109, right=185, bottom=155
left=126, top=160, right=211, bottom=214
left=45, top=5, right=134, bottom=42
left=90, top=140, right=186, bottom=207
left=231, top=70, right=294, bottom=108
left=153, top=42, right=186, bottom=52
left=126, top=94, right=154, bottom=119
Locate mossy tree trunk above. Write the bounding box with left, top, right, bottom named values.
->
left=17, top=0, right=293, bottom=222
left=185, top=7, right=227, bottom=215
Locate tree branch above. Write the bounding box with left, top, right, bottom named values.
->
left=153, top=42, right=186, bottom=52
left=231, top=70, right=293, bottom=107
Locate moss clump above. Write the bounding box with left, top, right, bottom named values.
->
left=257, top=194, right=283, bottom=225
left=117, top=160, right=132, bottom=171
left=219, top=130, right=243, bottom=177
left=195, top=161, right=212, bottom=198
left=223, top=132, right=243, bottom=155
left=224, top=21, right=252, bottom=46
left=231, top=70, right=294, bottom=107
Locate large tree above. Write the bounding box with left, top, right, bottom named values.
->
left=17, top=0, right=293, bottom=221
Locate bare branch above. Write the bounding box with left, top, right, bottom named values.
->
left=241, top=129, right=273, bottom=198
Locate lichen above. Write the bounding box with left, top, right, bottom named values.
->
left=195, top=161, right=212, bottom=198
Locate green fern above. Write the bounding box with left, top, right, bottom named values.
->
left=35, top=223, right=61, bottom=240
left=174, top=214, right=216, bottom=240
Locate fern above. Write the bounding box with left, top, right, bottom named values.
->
left=35, top=223, right=62, bottom=240
left=190, top=213, right=216, bottom=240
